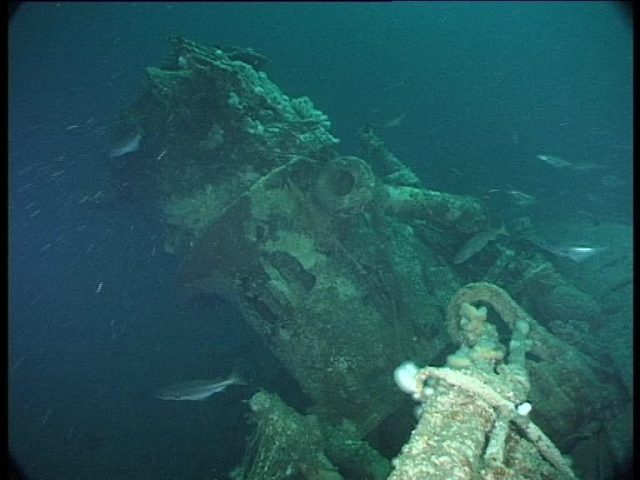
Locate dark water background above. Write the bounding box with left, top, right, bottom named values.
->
left=9, top=3, right=632, bottom=480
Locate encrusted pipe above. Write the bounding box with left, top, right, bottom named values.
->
left=382, top=185, right=489, bottom=234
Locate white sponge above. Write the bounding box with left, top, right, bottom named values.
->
left=394, top=361, right=420, bottom=395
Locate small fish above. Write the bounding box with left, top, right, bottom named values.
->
left=40, top=408, right=52, bottom=427
left=549, top=245, right=607, bottom=262
left=453, top=225, right=508, bottom=264
left=384, top=112, right=407, bottom=129
left=536, top=154, right=572, bottom=168
left=532, top=239, right=607, bottom=263
left=506, top=190, right=538, bottom=206
left=156, top=370, right=246, bottom=401
left=109, top=130, right=142, bottom=158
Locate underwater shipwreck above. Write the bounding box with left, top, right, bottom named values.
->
left=110, top=37, right=631, bottom=480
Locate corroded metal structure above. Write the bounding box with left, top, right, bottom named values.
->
left=111, top=37, right=630, bottom=478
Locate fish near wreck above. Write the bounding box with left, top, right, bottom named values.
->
left=384, top=112, right=407, bottom=129
left=453, top=225, right=508, bottom=264
left=536, top=154, right=572, bottom=168
left=506, top=189, right=538, bottom=207
left=156, top=370, right=246, bottom=401
left=525, top=236, right=608, bottom=263
left=539, top=243, right=607, bottom=263
left=109, top=128, right=142, bottom=158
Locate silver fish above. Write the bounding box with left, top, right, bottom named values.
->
left=110, top=131, right=142, bottom=158
left=384, top=112, right=407, bottom=129
left=536, top=154, right=571, bottom=168
left=529, top=238, right=607, bottom=263
left=453, top=225, right=508, bottom=264
left=546, top=245, right=607, bottom=263
left=156, top=371, right=246, bottom=401
left=506, top=190, right=538, bottom=206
